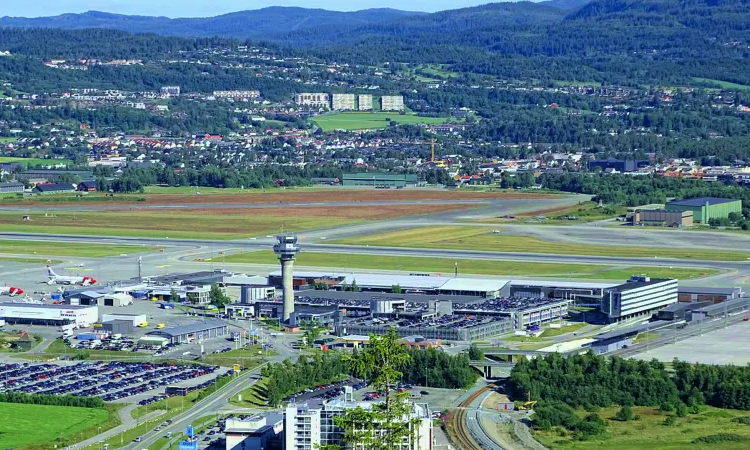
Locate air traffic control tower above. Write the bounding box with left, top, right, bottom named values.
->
left=273, top=234, right=300, bottom=321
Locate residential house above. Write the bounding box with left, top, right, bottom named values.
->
left=77, top=181, right=98, bottom=192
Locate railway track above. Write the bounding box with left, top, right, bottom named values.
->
left=449, top=385, right=492, bottom=450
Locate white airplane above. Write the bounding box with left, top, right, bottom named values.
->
left=0, top=285, right=24, bottom=296
left=45, top=266, right=97, bottom=286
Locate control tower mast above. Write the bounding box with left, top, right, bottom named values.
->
left=273, top=234, right=301, bottom=321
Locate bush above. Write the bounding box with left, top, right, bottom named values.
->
left=662, top=415, right=678, bottom=426
left=676, top=402, right=688, bottom=417
left=692, top=434, right=747, bottom=444
left=659, top=402, right=674, bottom=413
left=615, top=405, right=634, bottom=421
left=731, top=416, right=750, bottom=425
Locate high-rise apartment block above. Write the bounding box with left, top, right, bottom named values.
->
left=331, top=93, right=356, bottom=111
left=380, top=95, right=405, bottom=111
left=295, top=93, right=330, bottom=108
left=357, top=94, right=373, bottom=111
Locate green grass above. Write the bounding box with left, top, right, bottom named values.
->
left=0, top=256, right=62, bottom=264
left=0, top=239, right=156, bottom=257
left=212, top=250, right=718, bottom=280
left=633, top=332, right=661, bottom=345
left=0, top=156, right=71, bottom=166
left=534, top=405, right=750, bottom=450
left=332, top=226, right=750, bottom=262
left=539, top=323, right=588, bottom=338
left=0, top=211, right=361, bottom=240
left=693, top=77, right=750, bottom=91
left=573, top=266, right=719, bottom=280
left=0, top=402, right=114, bottom=450
left=312, top=112, right=448, bottom=131
left=480, top=202, right=625, bottom=224
left=21, top=339, right=156, bottom=361
left=230, top=377, right=270, bottom=408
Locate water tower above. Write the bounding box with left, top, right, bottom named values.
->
left=273, top=234, right=300, bottom=321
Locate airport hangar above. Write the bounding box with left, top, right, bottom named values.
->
left=144, top=320, right=229, bottom=344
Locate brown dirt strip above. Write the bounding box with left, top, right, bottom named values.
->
left=170, top=203, right=477, bottom=219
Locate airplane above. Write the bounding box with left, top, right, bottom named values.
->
left=0, top=285, right=24, bottom=296
left=45, top=266, right=97, bottom=286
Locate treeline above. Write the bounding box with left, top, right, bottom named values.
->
left=0, top=391, right=104, bottom=408
left=261, top=345, right=478, bottom=407
left=539, top=172, right=750, bottom=215
left=510, top=352, right=750, bottom=417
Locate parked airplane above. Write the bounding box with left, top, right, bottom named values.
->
left=46, top=266, right=97, bottom=286
left=0, top=285, right=23, bottom=296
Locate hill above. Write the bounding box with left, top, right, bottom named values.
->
left=0, top=7, right=425, bottom=39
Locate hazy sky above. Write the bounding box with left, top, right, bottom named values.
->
left=5, top=0, right=494, bottom=17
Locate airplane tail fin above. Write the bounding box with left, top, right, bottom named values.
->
left=46, top=265, right=57, bottom=278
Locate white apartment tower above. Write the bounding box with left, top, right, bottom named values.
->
left=284, top=399, right=432, bottom=450
left=380, top=95, right=405, bottom=111
left=332, top=93, right=356, bottom=111
left=357, top=94, right=373, bottom=111
left=295, top=93, right=330, bottom=108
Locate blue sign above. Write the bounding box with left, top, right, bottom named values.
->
left=179, top=441, right=198, bottom=450
left=186, top=426, right=194, bottom=438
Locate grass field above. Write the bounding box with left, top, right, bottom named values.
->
left=534, top=406, right=750, bottom=450
left=230, top=377, right=270, bottom=408
left=481, top=202, right=627, bottom=224
left=0, top=239, right=156, bottom=257
left=539, top=323, right=588, bottom=338
left=312, top=112, right=448, bottom=131
left=0, top=403, right=113, bottom=449
left=200, top=345, right=277, bottom=367
left=0, top=256, right=62, bottom=264
left=211, top=250, right=717, bottom=280
left=0, top=156, right=72, bottom=166
left=693, top=77, right=750, bottom=91
left=332, top=226, right=750, bottom=261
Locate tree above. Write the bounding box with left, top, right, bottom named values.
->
left=468, top=343, right=484, bottom=360
left=615, top=405, right=634, bottom=421
left=170, top=287, right=180, bottom=303
left=391, top=284, right=402, bottom=294
left=209, top=283, right=232, bottom=306
left=301, top=319, right=325, bottom=348
left=676, top=402, right=688, bottom=417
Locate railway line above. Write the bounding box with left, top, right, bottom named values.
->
left=449, top=384, right=492, bottom=450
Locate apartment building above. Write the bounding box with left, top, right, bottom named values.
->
left=357, top=94, right=373, bottom=111
left=380, top=95, right=405, bottom=111
left=295, top=93, right=330, bottom=108
left=213, top=90, right=261, bottom=99
left=332, top=93, right=356, bottom=111
left=284, top=397, right=432, bottom=450
left=160, top=86, right=181, bottom=96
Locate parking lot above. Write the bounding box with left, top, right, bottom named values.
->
left=0, top=361, right=230, bottom=402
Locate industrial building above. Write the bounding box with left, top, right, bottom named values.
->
left=341, top=173, right=418, bottom=188
left=632, top=209, right=693, bottom=227
left=331, top=93, right=356, bottom=111
left=380, top=95, right=405, bottom=111
left=225, top=414, right=284, bottom=450
left=284, top=397, right=431, bottom=450
left=101, top=313, right=147, bottom=326
left=600, top=276, right=678, bottom=322
left=294, top=93, right=330, bottom=108
left=587, top=159, right=649, bottom=173
left=67, top=290, right=133, bottom=307
left=665, top=197, right=742, bottom=223
left=0, top=303, right=97, bottom=327
left=145, top=320, right=228, bottom=344
left=358, top=94, right=373, bottom=111
left=687, top=297, right=750, bottom=323
left=99, top=319, right=134, bottom=335
left=678, top=286, right=743, bottom=303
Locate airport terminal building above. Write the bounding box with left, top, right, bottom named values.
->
left=601, top=276, right=678, bottom=322
left=0, top=303, right=98, bottom=327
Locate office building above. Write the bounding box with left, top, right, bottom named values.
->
left=284, top=398, right=431, bottom=450
left=665, top=197, right=743, bottom=223
left=357, top=94, right=372, bottom=111
left=380, top=95, right=405, bottom=111
left=600, top=276, right=677, bottom=322
left=331, top=94, right=356, bottom=111
left=295, top=93, right=330, bottom=108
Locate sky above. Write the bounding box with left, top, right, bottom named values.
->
left=4, top=0, right=495, bottom=17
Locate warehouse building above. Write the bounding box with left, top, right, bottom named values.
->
left=100, top=319, right=134, bottom=335
left=341, top=173, right=418, bottom=188
left=101, top=313, right=147, bottom=326
left=600, top=276, right=678, bottom=322
left=665, top=197, right=742, bottom=223
left=632, top=209, right=693, bottom=227
left=678, top=286, right=743, bottom=303
left=146, top=320, right=228, bottom=344
left=0, top=303, right=97, bottom=327
left=688, top=297, right=750, bottom=323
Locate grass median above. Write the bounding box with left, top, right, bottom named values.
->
left=0, top=239, right=156, bottom=257
left=331, top=226, right=750, bottom=261
left=208, top=250, right=717, bottom=280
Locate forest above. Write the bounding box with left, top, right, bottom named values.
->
left=260, top=345, right=478, bottom=407
left=509, top=352, right=750, bottom=435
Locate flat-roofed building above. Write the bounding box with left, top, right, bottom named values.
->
left=331, top=93, right=355, bottom=111
left=358, top=94, right=373, bottom=111
left=665, top=197, right=742, bottom=223
left=294, top=93, right=330, bottom=108
left=601, top=276, right=677, bottom=322
left=380, top=95, right=405, bottom=111
left=632, top=209, right=693, bottom=227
